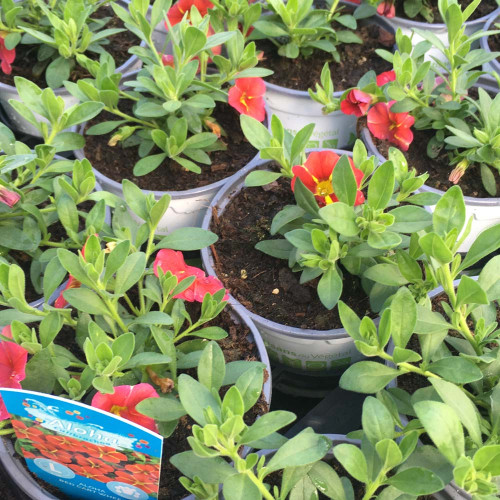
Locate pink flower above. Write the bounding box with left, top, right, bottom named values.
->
left=0, top=326, right=28, bottom=420
left=0, top=35, right=15, bottom=75
left=340, top=89, right=372, bottom=117
left=377, top=1, right=395, bottom=17
left=228, top=77, right=266, bottom=122
left=367, top=101, right=415, bottom=151
left=91, top=384, right=160, bottom=432
left=376, top=70, right=396, bottom=86
left=153, top=249, right=228, bottom=302
left=0, top=187, right=20, bottom=207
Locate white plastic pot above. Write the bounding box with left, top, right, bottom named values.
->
left=0, top=0, right=144, bottom=137
left=201, top=154, right=376, bottom=374
left=480, top=11, right=500, bottom=79
left=377, top=6, right=500, bottom=65
left=360, top=127, right=500, bottom=253
left=263, top=16, right=394, bottom=150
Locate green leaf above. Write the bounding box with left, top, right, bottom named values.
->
left=271, top=205, right=306, bottom=235
left=198, top=341, right=225, bottom=393
left=339, top=362, right=399, bottom=393
left=362, top=396, right=395, bottom=445
left=114, top=252, right=146, bottom=295
left=317, top=268, right=342, bottom=310
left=319, top=203, right=358, bottom=237
left=368, top=161, right=394, bottom=210
left=255, top=239, right=293, bottom=259
left=333, top=444, right=368, bottom=483
left=65, top=102, right=105, bottom=128
left=456, top=275, right=488, bottom=308
left=266, top=430, right=331, bottom=472
left=308, top=461, right=345, bottom=500
left=430, top=379, right=482, bottom=447
left=415, top=306, right=452, bottom=334
left=156, top=228, right=218, bottom=251
left=432, top=185, right=465, bottom=238
left=390, top=287, right=417, bottom=348
left=294, top=178, right=319, bottom=215
left=419, top=232, right=453, bottom=265
left=136, top=396, right=187, bottom=422
left=413, top=401, right=464, bottom=465
left=473, top=445, right=500, bottom=476
left=63, top=288, right=110, bottom=315
left=245, top=170, right=281, bottom=187
left=171, top=451, right=236, bottom=483
left=386, top=467, right=444, bottom=495
left=122, top=352, right=172, bottom=369
left=363, top=264, right=409, bottom=286
left=178, top=374, right=220, bottom=425
left=460, top=224, right=500, bottom=271
left=428, top=357, right=482, bottom=384
left=331, top=155, right=358, bottom=206
left=240, top=411, right=296, bottom=445
left=223, top=473, right=261, bottom=500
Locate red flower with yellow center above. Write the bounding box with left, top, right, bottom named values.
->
left=228, top=77, right=266, bottom=122
left=34, top=443, right=73, bottom=463
left=291, top=151, right=365, bottom=207
left=86, top=444, right=128, bottom=463
left=68, top=465, right=113, bottom=483
left=91, top=384, right=160, bottom=432
left=167, top=0, right=214, bottom=26
left=367, top=100, right=415, bottom=151
left=114, top=470, right=160, bottom=495
left=340, top=89, right=372, bottom=117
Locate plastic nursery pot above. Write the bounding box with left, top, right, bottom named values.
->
left=75, top=70, right=264, bottom=235
left=200, top=153, right=376, bottom=374
left=360, top=126, right=500, bottom=253
left=263, top=15, right=395, bottom=151
left=376, top=5, right=500, bottom=65
left=480, top=11, right=500, bottom=79
left=0, top=304, right=271, bottom=500
left=0, top=0, right=144, bottom=138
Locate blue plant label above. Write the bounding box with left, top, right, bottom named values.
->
left=0, top=388, right=163, bottom=500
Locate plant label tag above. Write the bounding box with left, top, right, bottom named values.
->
left=0, top=388, right=163, bottom=500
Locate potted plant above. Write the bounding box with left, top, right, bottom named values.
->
left=0, top=0, right=143, bottom=136
left=172, top=390, right=454, bottom=499
left=358, top=0, right=499, bottom=63
left=0, top=113, right=111, bottom=313
left=200, top=114, right=432, bottom=373
left=338, top=216, right=500, bottom=497
left=246, top=0, right=395, bottom=149
left=70, top=0, right=270, bottom=233
left=339, top=2, right=500, bottom=251
left=0, top=182, right=272, bottom=499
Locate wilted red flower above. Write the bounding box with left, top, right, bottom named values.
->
left=291, top=151, right=365, bottom=207
left=367, top=100, right=415, bottom=151
left=0, top=326, right=28, bottom=420
left=91, top=384, right=160, bottom=432
left=161, top=54, right=175, bottom=67
left=167, top=0, right=214, bottom=26
left=377, top=1, right=395, bottom=17
left=0, top=186, right=20, bottom=207
left=340, top=89, right=372, bottom=117
left=376, top=70, right=396, bottom=86
left=153, top=249, right=228, bottom=302
left=228, top=77, right=266, bottom=122
left=0, top=34, right=15, bottom=75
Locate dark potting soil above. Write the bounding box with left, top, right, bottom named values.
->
left=488, top=31, right=500, bottom=64
left=14, top=309, right=268, bottom=500
left=83, top=102, right=257, bottom=191
left=0, top=6, right=138, bottom=88
left=368, top=127, right=500, bottom=198
left=395, top=0, right=497, bottom=23
left=210, top=171, right=374, bottom=330
left=257, top=24, right=394, bottom=92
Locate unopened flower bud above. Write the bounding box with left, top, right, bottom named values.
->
left=449, top=159, right=469, bottom=184
left=0, top=186, right=20, bottom=207
left=161, top=54, right=175, bottom=67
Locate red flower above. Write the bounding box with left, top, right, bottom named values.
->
left=12, top=420, right=46, bottom=442
left=340, top=89, right=372, bottom=117
left=0, top=187, right=20, bottom=207
left=85, top=445, right=128, bottom=463
left=21, top=447, right=37, bottom=459
left=161, top=54, right=175, bottom=67
left=0, top=326, right=28, bottom=420
left=153, top=249, right=228, bottom=302
left=228, top=77, right=266, bottom=122
left=0, top=35, right=15, bottom=75
left=35, top=443, right=73, bottom=463
left=367, top=100, right=415, bottom=151
left=74, top=455, right=115, bottom=473
left=291, top=151, right=365, bottom=207
left=377, top=1, right=395, bottom=17
left=167, top=0, right=214, bottom=26
left=91, top=384, right=160, bottom=432
left=376, top=70, right=396, bottom=86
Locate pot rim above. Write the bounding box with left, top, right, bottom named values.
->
left=262, top=13, right=395, bottom=98
left=480, top=12, right=500, bottom=73
left=200, top=148, right=380, bottom=341
left=0, top=0, right=144, bottom=97
left=359, top=127, right=500, bottom=206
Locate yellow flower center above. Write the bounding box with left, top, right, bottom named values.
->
left=110, top=405, right=126, bottom=416
left=315, top=180, right=334, bottom=198
left=240, top=92, right=250, bottom=111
